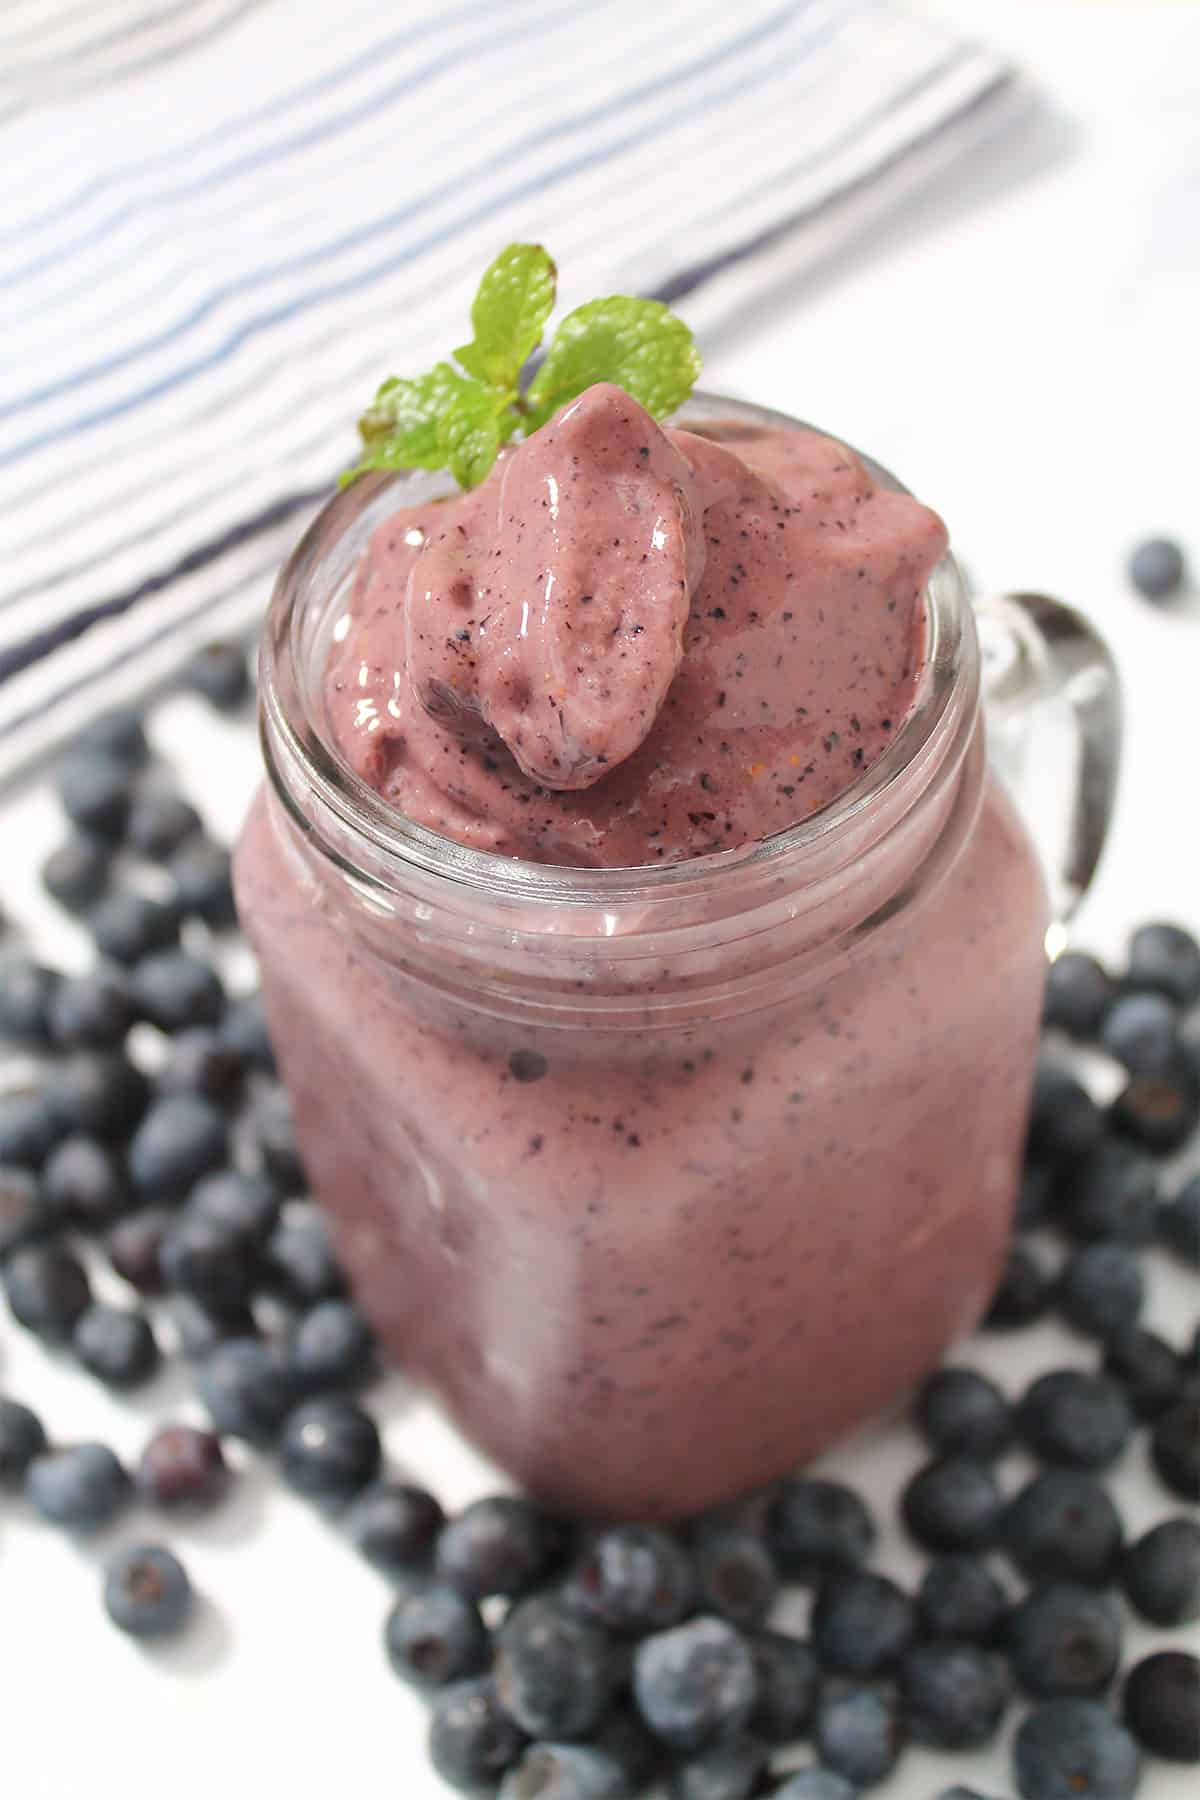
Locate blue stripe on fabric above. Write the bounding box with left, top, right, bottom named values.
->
left=5, top=0, right=204, bottom=73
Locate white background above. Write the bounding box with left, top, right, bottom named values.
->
left=1, top=3, right=1197, bottom=1796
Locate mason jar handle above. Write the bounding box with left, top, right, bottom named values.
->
left=974, top=591, right=1122, bottom=933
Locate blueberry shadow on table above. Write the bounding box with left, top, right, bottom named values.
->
left=143, top=1593, right=232, bottom=1677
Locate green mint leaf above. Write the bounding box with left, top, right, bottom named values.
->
left=525, top=297, right=702, bottom=431
left=453, top=242, right=556, bottom=391
left=436, top=382, right=504, bottom=491
left=343, top=363, right=500, bottom=488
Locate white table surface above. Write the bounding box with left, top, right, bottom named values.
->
left=1, top=3, right=1197, bottom=1796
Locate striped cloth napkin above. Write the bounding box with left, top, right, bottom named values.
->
left=0, top=0, right=1027, bottom=781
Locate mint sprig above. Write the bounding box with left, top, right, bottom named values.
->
left=342, top=243, right=702, bottom=490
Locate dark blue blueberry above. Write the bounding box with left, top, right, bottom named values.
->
left=0, top=956, right=59, bottom=1046
left=1018, top=1159, right=1056, bottom=1230
left=168, top=1292, right=257, bottom=1361
left=288, top=1297, right=374, bottom=1391
left=633, top=1616, right=756, bottom=1751
left=916, top=1554, right=1010, bottom=1645
left=4, top=1242, right=91, bottom=1339
left=813, top=1682, right=905, bottom=1787
left=587, top=1707, right=661, bottom=1790
left=914, top=1367, right=1011, bottom=1459
left=898, top=1641, right=1008, bottom=1748
left=1006, top=1584, right=1122, bottom=1699
left=74, top=1301, right=160, bottom=1389
left=693, top=1528, right=776, bottom=1628
left=42, top=1134, right=128, bottom=1229
left=73, top=707, right=149, bottom=767
left=428, top=1678, right=527, bottom=1793
left=1057, top=1244, right=1144, bottom=1341
left=0, top=1396, right=48, bottom=1483
left=984, top=1245, right=1052, bottom=1330
left=0, top=1088, right=64, bottom=1169
left=775, top=1772, right=860, bottom=1800
left=1054, top=1142, right=1159, bottom=1246
left=57, top=753, right=133, bottom=839
left=168, top=836, right=236, bottom=928
left=48, top=965, right=137, bottom=1051
left=278, top=1394, right=381, bottom=1502
left=26, top=1441, right=130, bottom=1529
left=565, top=1525, right=693, bottom=1633
left=1102, top=1327, right=1183, bottom=1420
left=103, top=1543, right=192, bottom=1639
left=1179, top=1000, right=1200, bottom=1082
left=105, top=1206, right=171, bottom=1294
left=1120, top=1516, right=1200, bottom=1626
left=1159, top=1174, right=1200, bottom=1266
left=1122, top=1651, right=1199, bottom=1764
left=180, top=640, right=250, bottom=711
left=1100, top=991, right=1178, bottom=1076
left=495, top=1595, right=618, bottom=1737
left=125, top=790, right=203, bottom=860
left=747, top=1630, right=819, bottom=1741
left=1027, top=1062, right=1103, bottom=1161
left=1128, top=536, right=1187, bottom=601
left=131, top=949, right=225, bottom=1033
left=900, top=1456, right=1004, bottom=1553
left=136, top=1424, right=228, bottom=1510
left=1109, top=1068, right=1200, bottom=1155
left=264, top=1205, right=345, bottom=1304
left=218, top=991, right=276, bottom=1074
left=127, top=1094, right=228, bottom=1200
left=765, top=1477, right=875, bottom=1581
left=1015, top=1370, right=1133, bottom=1470
left=666, top=1736, right=768, bottom=1800
left=384, top=1579, right=491, bottom=1690
left=1001, top=1470, right=1124, bottom=1587
left=1044, top=951, right=1115, bottom=1040
left=160, top=1209, right=260, bottom=1310
left=1128, top=920, right=1200, bottom=1006
left=1014, top=1698, right=1141, bottom=1800
left=1150, top=1396, right=1199, bottom=1501
left=189, top=1168, right=280, bottom=1242
left=811, top=1573, right=916, bottom=1678
left=157, top=1027, right=245, bottom=1104
left=437, top=1496, right=563, bottom=1602
left=346, top=1479, right=445, bottom=1574
left=501, top=1744, right=630, bottom=1799
left=196, top=1336, right=296, bottom=1444
left=42, top=835, right=111, bottom=913
left=45, top=1051, right=149, bottom=1141
left=90, top=890, right=181, bottom=964
left=0, top=1164, right=51, bottom=1260
left=250, top=1085, right=306, bottom=1193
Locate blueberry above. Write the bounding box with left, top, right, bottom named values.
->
left=914, top=1367, right=1011, bottom=1459
left=47, top=965, right=137, bottom=1051
left=218, top=992, right=276, bottom=1074
left=278, top=1394, right=381, bottom=1503
left=106, top=1206, right=171, bottom=1294
left=126, top=790, right=203, bottom=860
left=588, top=1706, right=662, bottom=1791
left=1102, top=1327, right=1184, bottom=1420
left=0, top=1163, right=50, bottom=1260
left=666, top=1737, right=768, bottom=1800
left=813, top=1682, right=905, bottom=1787
left=811, top=1573, right=916, bottom=1677
left=91, top=891, right=182, bottom=965
left=136, top=1424, right=228, bottom=1510
left=765, top=1477, right=875, bottom=1580
left=250, top=1085, right=306, bottom=1192
left=747, top=1629, right=819, bottom=1741
left=1057, top=1245, right=1144, bottom=1341
left=103, top=1544, right=192, bottom=1639
left=1179, top=1002, right=1200, bottom=1083
left=774, top=1772, right=860, bottom=1800
left=1128, top=920, right=1200, bottom=1005
left=127, top=1095, right=228, bottom=1199
left=288, top=1298, right=374, bottom=1391
left=346, top=1480, right=445, bottom=1575
left=633, top=1616, right=756, bottom=1751
left=168, top=1293, right=257, bottom=1362
left=264, top=1206, right=344, bottom=1310
left=169, top=837, right=236, bottom=928
left=1099, top=991, right=1178, bottom=1075
left=1018, top=1159, right=1056, bottom=1230
left=501, top=1744, right=630, bottom=1800
left=495, top=1595, right=617, bottom=1737
left=1054, top=1143, right=1159, bottom=1246
left=1001, top=1470, right=1124, bottom=1586
left=157, top=1027, right=245, bottom=1104
left=42, top=1134, right=128, bottom=1229
left=73, top=708, right=149, bottom=767
left=1016, top=1370, right=1134, bottom=1470
left=916, top=1554, right=1010, bottom=1645
left=45, top=1051, right=149, bottom=1141
left=181, top=640, right=250, bottom=711
left=384, top=1579, right=491, bottom=1690
left=0, top=1088, right=64, bottom=1169
left=899, top=1641, right=1008, bottom=1748
left=1044, top=952, right=1115, bottom=1040
left=0, top=956, right=59, bottom=1046
left=1120, top=1516, right=1200, bottom=1625
left=1014, top=1698, right=1141, bottom=1800
left=4, top=1242, right=91, bottom=1339
left=160, top=1209, right=260, bottom=1310
left=57, top=753, right=132, bottom=839
left=900, top=1456, right=1004, bottom=1553
left=42, top=835, right=111, bottom=913
left=196, top=1336, right=296, bottom=1444
left=0, top=1396, right=48, bottom=1483
left=437, top=1497, right=563, bottom=1602
left=1128, top=536, right=1187, bottom=601
left=74, top=1301, right=160, bottom=1389
left=131, top=949, right=225, bottom=1033
left=692, top=1528, right=776, bottom=1628
left=1027, top=1062, right=1103, bottom=1161
left=1109, top=1069, right=1200, bottom=1154
left=564, top=1525, right=692, bottom=1633
left=427, top=1677, right=526, bottom=1793
left=1159, top=1175, right=1200, bottom=1266
left=984, top=1245, right=1052, bottom=1330
left=189, top=1169, right=280, bottom=1242
left=1150, top=1396, right=1199, bottom=1500
left=26, top=1441, right=130, bottom=1529
left=1122, top=1651, right=1199, bottom=1763
left=1006, top=1584, right=1122, bottom=1699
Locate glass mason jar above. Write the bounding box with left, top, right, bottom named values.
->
left=234, top=395, right=1120, bottom=1520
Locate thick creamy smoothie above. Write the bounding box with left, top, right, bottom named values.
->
left=236, top=386, right=1048, bottom=1517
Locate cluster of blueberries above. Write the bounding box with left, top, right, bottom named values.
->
left=0, top=659, right=1198, bottom=1800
